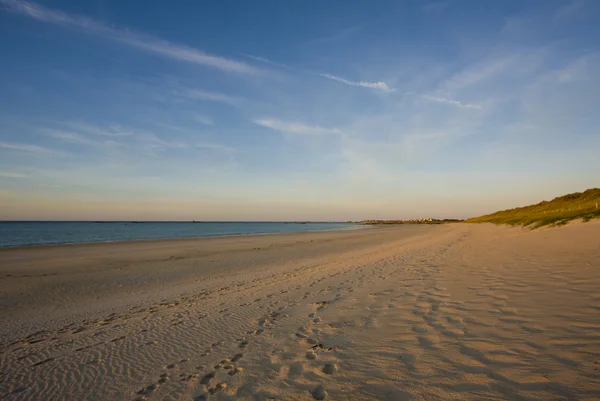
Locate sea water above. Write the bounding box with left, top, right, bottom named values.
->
left=0, top=221, right=362, bottom=248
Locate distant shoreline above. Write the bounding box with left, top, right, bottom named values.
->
left=0, top=221, right=368, bottom=250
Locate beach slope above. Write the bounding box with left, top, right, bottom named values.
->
left=1, top=222, right=599, bottom=400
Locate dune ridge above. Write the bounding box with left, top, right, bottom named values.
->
left=467, top=188, right=600, bottom=228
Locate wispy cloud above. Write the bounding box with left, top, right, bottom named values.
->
left=1, top=0, right=259, bottom=74
left=0, top=140, right=60, bottom=154
left=254, top=119, right=342, bottom=136
left=555, top=0, right=586, bottom=19
left=422, top=1, right=450, bottom=14
left=440, top=56, right=516, bottom=93
left=42, top=121, right=237, bottom=155
left=42, top=123, right=182, bottom=152
left=181, top=89, right=241, bottom=106
left=136, top=132, right=187, bottom=149
left=0, top=171, right=28, bottom=178
left=244, top=54, right=292, bottom=70
left=60, top=122, right=132, bottom=137
left=301, top=22, right=369, bottom=48
left=196, top=143, right=236, bottom=153
left=420, top=94, right=482, bottom=109
left=43, top=129, right=123, bottom=147
left=192, top=115, right=214, bottom=126
left=320, top=73, right=394, bottom=92
left=44, top=130, right=96, bottom=144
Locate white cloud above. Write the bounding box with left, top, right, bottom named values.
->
left=61, top=122, right=131, bottom=137
left=196, top=143, right=236, bottom=153
left=0, top=171, right=27, bottom=178
left=43, top=129, right=125, bottom=148
left=420, top=94, right=482, bottom=109
left=552, top=54, right=595, bottom=83
left=441, top=57, right=514, bottom=93
left=42, top=122, right=238, bottom=155
left=1, top=0, right=259, bottom=74
left=40, top=123, right=183, bottom=152
left=422, top=1, right=450, bottom=14
left=254, top=119, right=342, bottom=136
left=555, top=0, right=586, bottom=19
left=244, top=54, right=292, bottom=70
left=320, top=73, right=394, bottom=92
left=439, top=50, right=548, bottom=94
left=181, top=89, right=241, bottom=105
left=302, top=23, right=367, bottom=48
left=0, top=141, right=60, bottom=154
left=192, top=115, right=214, bottom=126
left=130, top=131, right=188, bottom=149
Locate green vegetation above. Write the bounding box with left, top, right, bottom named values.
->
left=466, top=188, right=600, bottom=228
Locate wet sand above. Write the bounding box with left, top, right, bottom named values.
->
left=1, top=222, right=599, bottom=400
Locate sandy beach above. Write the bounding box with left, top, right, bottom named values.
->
left=1, top=222, right=599, bottom=400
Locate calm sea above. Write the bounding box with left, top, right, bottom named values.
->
left=0, top=221, right=363, bottom=248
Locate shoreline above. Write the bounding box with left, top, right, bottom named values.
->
left=0, top=222, right=369, bottom=251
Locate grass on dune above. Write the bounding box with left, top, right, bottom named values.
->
left=466, top=188, right=600, bottom=229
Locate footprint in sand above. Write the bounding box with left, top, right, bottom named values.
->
left=315, top=301, right=329, bottom=310
left=200, top=371, right=216, bottom=385
left=311, top=385, right=328, bottom=400
left=208, top=382, right=227, bottom=394
left=229, top=367, right=243, bottom=376
left=322, top=363, right=338, bottom=374
left=418, top=335, right=438, bottom=348
left=306, top=350, right=317, bottom=360
left=158, top=373, right=169, bottom=384
left=136, top=382, right=159, bottom=396
left=412, top=325, right=428, bottom=334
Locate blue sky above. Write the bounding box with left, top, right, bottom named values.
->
left=1, top=0, right=599, bottom=221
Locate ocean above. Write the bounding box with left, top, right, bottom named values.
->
left=0, top=221, right=363, bottom=248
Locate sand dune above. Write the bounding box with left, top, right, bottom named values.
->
left=1, top=222, right=599, bottom=400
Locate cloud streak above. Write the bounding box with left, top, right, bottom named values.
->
left=320, top=73, right=394, bottom=92
left=244, top=54, right=292, bottom=70
left=254, top=119, right=342, bottom=136
left=196, top=143, right=237, bottom=153
left=0, top=140, right=60, bottom=154
left=422, top=1, right=450, bottom=14
left=1, top=0, right=259, bottom=74
left=0, top=171, right=28, bottom=178
left=40, top=122, right=237, bottom=156
left=42, top=129, right=126, bottom=149
left=420, top=95, right=482, bottom=109
left=181, top=89, right=241, bottom=106
left=192, top=115, right=214, bottom=126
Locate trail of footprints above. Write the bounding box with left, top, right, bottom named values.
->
left=3, top=233, right=462, bottom=400
left=3, top=266, right=322, bottom=373
left=284, top=299, right=343, bottom=400
left=130, top=307, right=292, bottom=401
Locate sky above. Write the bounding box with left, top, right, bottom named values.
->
left=0, top=0, right=599, bottom=221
